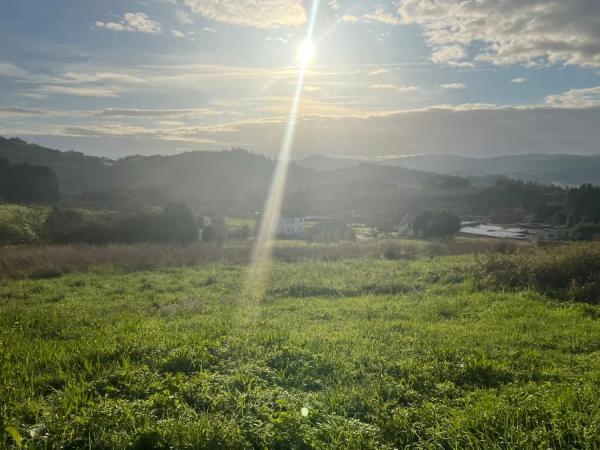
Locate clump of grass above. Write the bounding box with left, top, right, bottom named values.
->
left=470, top=242, right=600, bottom=303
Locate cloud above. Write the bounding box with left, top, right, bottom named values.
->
left=182, top=0, right=306, bottom=28
left=430, top=45, right=466, bottom=65
left=95, top=21, right=126, bottom=32
left=546, top=86, right=600, bottom=108
left=367, top=68, right=392, bottom=76
left=36, top=85, right=119, bottom=97
left=171, top=30, right=185, bottom=38
left=440, top=83, right=466, bottom=90
left=397, top=0, right=600, bottom=67
left=191, top=106, right=600, bottom=157
left=60, top=71, right=142, bottom=84
left=341, top=8, right=402, bottom=25
left=94, top=108, right=218, bottom=118
left=0, top=62, right=31, bottom=78
left=175, top=9, right=193, bottom=25
left=8, top=104, right=600, bottom=158
left=368, top=84, right=419, bottom=92
left=0, top=107, right=47, bottom=117
left=511, top=78, right=527, bottom=84
left=96, top=12, right=162, bottom=34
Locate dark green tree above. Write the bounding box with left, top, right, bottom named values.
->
left=412, top=210, right=461, bottom=239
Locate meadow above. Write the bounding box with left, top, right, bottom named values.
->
left=1, top=241, right=599, bottom=449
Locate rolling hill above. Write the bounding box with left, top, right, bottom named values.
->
left=295, top=153, right=600, bottom=186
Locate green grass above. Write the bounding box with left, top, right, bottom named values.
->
left=1, top=254, right=599, bottom=449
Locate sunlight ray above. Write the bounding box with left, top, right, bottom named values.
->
left=244, top=0, right=321, bottom=302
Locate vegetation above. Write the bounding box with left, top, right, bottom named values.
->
left=42, top=203, right=198, bottom=245
left=3, top=137, right=600, bottom=238
left=305, top=221, right=355, bottom=243
left=412, top=210, right=461, bottom=239
left=2, top=137, right=600, bottom=447
left=1, top=242, right=599, bottom=448
left=470, top=243, right=600, bottom=304
left=0, top=158, right=59, bottom=204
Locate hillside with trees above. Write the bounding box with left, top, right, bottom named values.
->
left=0, top=158, right=59, bottom=204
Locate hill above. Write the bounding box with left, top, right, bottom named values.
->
left=380, top=153, right=600, bottom=186
left=0, top=137, right=466, bottom=217
left=295, top=153, right=600, bottom=186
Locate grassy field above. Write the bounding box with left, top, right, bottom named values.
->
left=1, top=244, right=599, bottom=449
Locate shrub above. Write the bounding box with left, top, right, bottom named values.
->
left=382, top=242, right=416, bottom=260
left=570, top=223, right=600, bottom=241
left=44, top=203, right=199, bottom=245
left=470, top=243, right=600, bottom=303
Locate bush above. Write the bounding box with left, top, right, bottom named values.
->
left=43, top=208, right=87, bottom=243
left=570, top=223, right=600, bottom=241
left=44, top=203, right=198, bottom=245
left=470, top=243, right=600, bottom=303
left=382, top=242, right=416, bottom=260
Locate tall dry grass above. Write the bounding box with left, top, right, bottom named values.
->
left=0, top=237, right=530, bottom=280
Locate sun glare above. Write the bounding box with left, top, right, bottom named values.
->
left=297, top=40, right=317, bottom=65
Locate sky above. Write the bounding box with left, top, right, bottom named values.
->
left=1, top=0, right=599, bottom=159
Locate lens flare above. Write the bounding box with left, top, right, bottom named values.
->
left=243, top=0, right=320, bottom=302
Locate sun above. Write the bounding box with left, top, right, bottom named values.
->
left=297, top=40, right=317, bottom=65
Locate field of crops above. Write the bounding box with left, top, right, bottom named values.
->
left=1, top=245, right=599, bottom=448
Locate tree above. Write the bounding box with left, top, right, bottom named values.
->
left=43, top=207, right=86, bottom=243
left=0, top=158, right=59, bottom=204
left=566, top=184, right=600, bottom=224
left=412, top=210, right=461, bottom=239
left=160, top=202, right=198, bottom=243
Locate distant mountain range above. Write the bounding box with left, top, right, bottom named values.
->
left=295, top=154, right=600, bottom=186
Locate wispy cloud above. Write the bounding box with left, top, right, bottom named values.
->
left=175, top=9, right=193, bottom=25
left=0, top=107, right=48, bottom=117
left=341, top=8, right=402, bottom=26
left=440, top=83, right=466, bottom=90
left=95, top=12, right=162, bottom=34
left=0, top=62, right=30, bottom=78
left=35, top=85, right=119, bottom=97
left=94, top=108, right=219, bottom=118
left=368, top=84, right=418, bottom=92
left=511, top=78, right=527, bottom=84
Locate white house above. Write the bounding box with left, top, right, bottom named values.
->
left=277, top=217, right=305, bottom=236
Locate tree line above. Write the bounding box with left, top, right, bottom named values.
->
left=0, top=158, right=59, bottom=204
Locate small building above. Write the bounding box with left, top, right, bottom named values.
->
left=277, top=217, right=305, bottom=236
